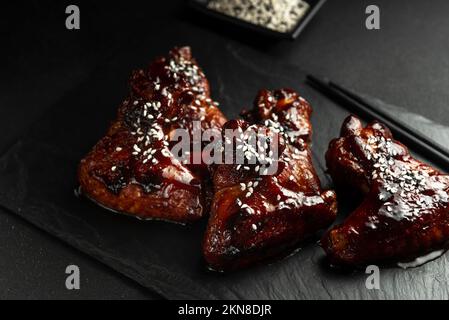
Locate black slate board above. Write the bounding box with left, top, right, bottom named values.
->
left=1, top=36, right=449, bottom=299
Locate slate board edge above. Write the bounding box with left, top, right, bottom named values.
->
left=0, top=145, right=214, bottom=300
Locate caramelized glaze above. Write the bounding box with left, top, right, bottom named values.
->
left=203, top=89, right=337, bottom=271
left=323, top=115, right=449, bottom=266
left=78, top=47, right=227, bottom=223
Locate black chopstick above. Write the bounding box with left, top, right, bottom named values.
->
left=306, top=74, right=449, bottom=171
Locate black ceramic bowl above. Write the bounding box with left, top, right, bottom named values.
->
left=189, top=0, right=327, bottom=40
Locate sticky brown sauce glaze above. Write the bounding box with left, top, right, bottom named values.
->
left=90, top=47, right=226, bottom=197
left=323, top=115, right=449, bottom=267
left=204, top=89, right=337, bottom=271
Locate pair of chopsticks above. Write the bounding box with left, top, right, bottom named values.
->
left=307, top=75, right=449, bottom=171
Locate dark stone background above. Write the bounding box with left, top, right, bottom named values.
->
left=1, top=0, right=448, bottom=299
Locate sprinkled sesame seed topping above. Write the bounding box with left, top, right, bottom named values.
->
left=364, top=134, right=449, bottom=222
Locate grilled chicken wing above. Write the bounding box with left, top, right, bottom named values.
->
left=78, top=47, right=227, bottom=223
left=322, top=115, right=449, bottom=266
left=203, top=89, right=338, bottom=271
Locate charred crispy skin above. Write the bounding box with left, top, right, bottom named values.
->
left=322, top=115, right=449, bottom=266
left=78, top=47, right=227, bottom=223
left=203, top=89, right=338, bottom=271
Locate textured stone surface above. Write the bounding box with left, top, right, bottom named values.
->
left=2, top=0, right=449, bottom=299
left=1, top=40, right=448, bottom=299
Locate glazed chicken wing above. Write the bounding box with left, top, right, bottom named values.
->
left=322, top=115, right=449, bottom=266
left=78, top=47, right=227, bottom=223
left=203, top=89, right=338, bottom=271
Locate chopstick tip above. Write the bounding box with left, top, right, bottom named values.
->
left=306, top=74, right=329, bottom=85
